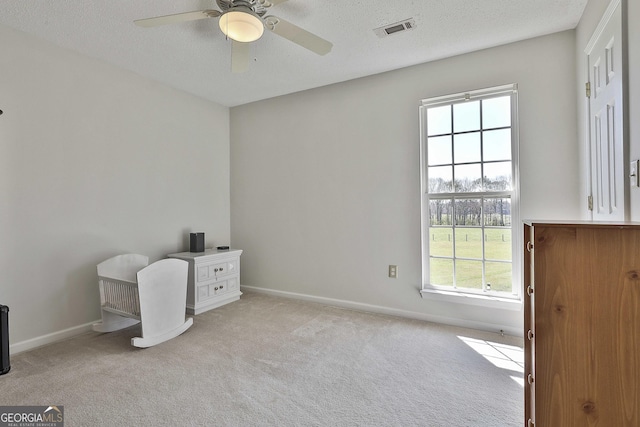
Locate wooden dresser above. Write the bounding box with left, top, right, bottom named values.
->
left=524, top=221, right=640, bottom=426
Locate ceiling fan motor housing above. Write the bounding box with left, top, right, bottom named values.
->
left=217, top=0, right=269, bottom=17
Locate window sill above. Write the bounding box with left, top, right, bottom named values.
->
left=420, top=288, right=522, bottom=311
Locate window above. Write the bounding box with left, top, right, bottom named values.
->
left=419, top=84, right=520, bottom=299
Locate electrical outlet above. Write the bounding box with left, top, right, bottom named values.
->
left=388, top=265, right=397, bottom=278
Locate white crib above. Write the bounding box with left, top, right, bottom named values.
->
left=92, top=254, right=193, bottom=348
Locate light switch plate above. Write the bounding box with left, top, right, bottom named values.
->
left=631, top=160, right=639, bottom=187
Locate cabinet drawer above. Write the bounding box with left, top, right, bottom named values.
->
left=196, top=258, right=238, bottom=283
left=196, top=277, right=238, bottom=303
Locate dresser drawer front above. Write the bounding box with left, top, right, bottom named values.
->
left=196, top=277, right=238, bottom=303
left=196, top=258, right=238, bottom=283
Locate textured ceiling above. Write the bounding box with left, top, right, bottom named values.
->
left=0, top=0, right=588, bottom=107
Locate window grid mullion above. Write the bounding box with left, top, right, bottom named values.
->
left=450, top=105, right=457, bottom=289
left=429, top=125, right=510, bottom=139
left=450, top=105, right=456, bottom=194
left=479, top=101, right=486, bottom=292
left=452, top=221, right=458, bottom=290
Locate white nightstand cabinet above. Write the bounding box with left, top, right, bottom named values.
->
left=167, top=249, right=242, bottom=315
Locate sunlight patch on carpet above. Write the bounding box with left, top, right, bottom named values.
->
left=457, top=336, right=524, bottom=387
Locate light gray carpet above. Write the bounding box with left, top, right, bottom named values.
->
left=1, top=291, right=524, bottom=426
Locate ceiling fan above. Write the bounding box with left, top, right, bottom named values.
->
left=135, top=0, right=333, bottom=73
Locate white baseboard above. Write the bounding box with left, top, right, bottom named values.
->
left=241, top=285, right=522, bottom=338
left=10, top=321, right=98, bottom=355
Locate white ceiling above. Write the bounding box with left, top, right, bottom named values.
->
left=0, top=0, right=588, bottom=107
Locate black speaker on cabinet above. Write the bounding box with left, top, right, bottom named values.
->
left=0, top=305, right=9, bottom=375
left=190, top=233, right=205, bottom=252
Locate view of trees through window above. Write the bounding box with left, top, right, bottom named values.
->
left=422, top=89, right=517, bottom=295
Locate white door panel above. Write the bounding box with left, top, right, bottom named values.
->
left=586, top=0, right=625, bottom=221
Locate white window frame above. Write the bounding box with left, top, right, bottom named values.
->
left=419, top=84, right=521, bottom=307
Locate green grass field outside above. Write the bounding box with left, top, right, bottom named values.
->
left=428, top=227, right=512, bottom=292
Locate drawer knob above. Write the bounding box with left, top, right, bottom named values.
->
left=526, top=285, right=534, bottom=296
left=527, top=374, right=534, bottom=385
left=214, top=287, right=219, bottom=291
left=220, top=285, right=224, bottom=289
left=527, top=330, right=534, bottom=340
left=220, top=267, right=224, bottom=271
left=526, top=241, right=533, bottom=252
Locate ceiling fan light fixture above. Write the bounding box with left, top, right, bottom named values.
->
left=219, top=8, right=264, bottom=43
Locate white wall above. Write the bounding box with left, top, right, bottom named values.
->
left=0, top=25, right=230, bottom=349
left=230, top=31, right=580, bottom=336
left=2, top=11, right=603, bottom=348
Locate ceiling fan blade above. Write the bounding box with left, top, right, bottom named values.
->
left=134, top=10, right=221, bottom=27
left=266, top=0, right=289, bottom=5
left=231, top=41, right=251, bottom=73
left=264, top=15, right=332, bottom=56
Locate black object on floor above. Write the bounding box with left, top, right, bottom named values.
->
left=0, top=305, right=9, bottom=375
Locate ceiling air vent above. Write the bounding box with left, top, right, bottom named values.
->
left=374, top=19, right=416, bottom=38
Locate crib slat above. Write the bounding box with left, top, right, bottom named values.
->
left=98, top=276, right=140, bottom=319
